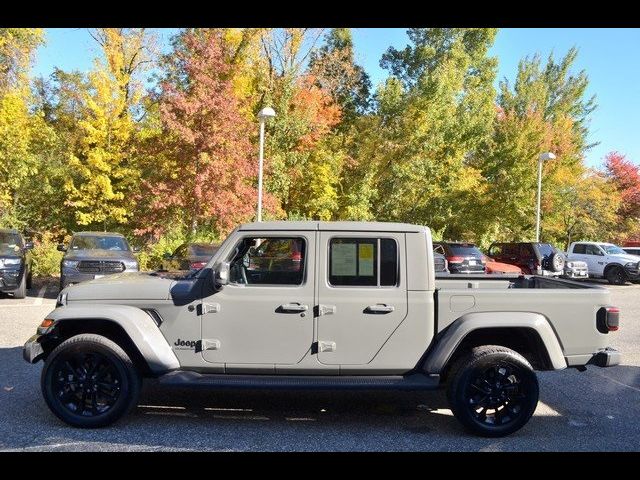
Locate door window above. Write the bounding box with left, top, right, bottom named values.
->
left=228, top=237, right=306, bottom=285
left=329, top=238, right=398, bottom=287
left=585, top=244, right=603, bottom=256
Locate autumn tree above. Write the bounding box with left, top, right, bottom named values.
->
left=136, top=29, right=277, bottom=238
left=64, top=28, right=154, bottom=230
left=604, top=151, right=640, bottom=241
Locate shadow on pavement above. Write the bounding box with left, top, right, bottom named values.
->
left=2, top=344, right=639, bottom=451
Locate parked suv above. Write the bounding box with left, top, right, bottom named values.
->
left=433, top=242, right=485, bottom=274
left=58, top=232, right=139, bottom=290
left=161, top=243, right=220, bottom=275
left=487, top=242, right=574, bottom=277
left=0, top=229, right=33, bottom=298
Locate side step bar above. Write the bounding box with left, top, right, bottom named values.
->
left=158, top=371, right=440, bottom=391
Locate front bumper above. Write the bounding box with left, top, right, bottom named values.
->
left=23, top=334, right=45, bottom=363
left=563, top=267, right=589, bottom=279
left=587, top=347, right=622, bottom=368
left=0, top=268, right=22, bottom=290
left=623, top=265, right=640, bottom=280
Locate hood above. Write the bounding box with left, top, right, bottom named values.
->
left=64, top=249, right=136, bottom=262
left=611, top=254, right=640, bottom=263
left=64, top=272, right=175, bottom=301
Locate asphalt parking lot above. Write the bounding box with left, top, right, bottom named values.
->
left=1, top=278, right=639, bottom=451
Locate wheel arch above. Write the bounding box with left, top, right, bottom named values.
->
left=41, top=304, right=179, bottom=376
left=420, top=312, right=567, bottom=380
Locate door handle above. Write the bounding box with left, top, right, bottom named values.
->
left=278, top=303, right=309, bottom=313
left=364, top=304, right=395, bottom=314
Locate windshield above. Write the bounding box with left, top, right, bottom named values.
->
left=0, top=232, right=22, bottom=255
left=188, top=244, right=218, bottom=256
left=602, top=244, right=626, bottom=255
left=70, top=235, right=130, bottom=251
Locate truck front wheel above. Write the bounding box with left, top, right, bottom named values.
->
left=446, top=345, right=539, bottom=437
left=605, top=266, right=626, bottom=285
left=41, top=334, right=141, bottom=428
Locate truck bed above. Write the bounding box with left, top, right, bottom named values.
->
left=434, top=274, right=612, bottom=362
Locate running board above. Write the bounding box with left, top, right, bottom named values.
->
left=158, top=371, right=440, bottom=391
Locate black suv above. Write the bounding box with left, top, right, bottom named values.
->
left=58, top=232, right=140, bottom=290
left=487, top=242, right=565, bottom=276
left=0, top=229, right=33, bottom=298
left=433, top=242, right=486, bottom=274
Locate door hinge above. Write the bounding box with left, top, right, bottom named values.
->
left=198, top=303, right=220, bottom=315
left=201, top=339, right=221, bottom=351
left=317, top=304, right=336, bottom=316
left=318, top=341, right=336, bottom=353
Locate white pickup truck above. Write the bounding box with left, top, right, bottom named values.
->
left=24, top=222, right=621, bottom=437
left=567, top=241, right=640, bottom=285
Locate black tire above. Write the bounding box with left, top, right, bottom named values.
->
left=41, top=334, right=141, bottom=428
left=13, top=273, right=27, bottom=299
left=26, top=270, right=32, bottom=290
left=605, top=266, right=626, bottom=285
left=446, top=345, right=539, bottom=437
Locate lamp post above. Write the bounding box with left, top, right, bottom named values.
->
left=536, top=152, right=556, bottom=242
left=256, top=107, right=276, bottom=222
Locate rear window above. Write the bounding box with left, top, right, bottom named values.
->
left=448, top=244, right=482, bottom=256
left=537, top=243, right=555, bottom=258
left=329, top=238, right=398, bottom=287
left=188, top=244, right=218, bottom=256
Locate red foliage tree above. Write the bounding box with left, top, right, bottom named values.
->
left=137, top=30, right=279, bottom=237
left=605, top=151, right=640, bottom=218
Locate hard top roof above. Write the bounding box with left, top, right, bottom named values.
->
left=237, top=221, right=427, bottom=233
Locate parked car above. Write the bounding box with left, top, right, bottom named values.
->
left=568, top=241, right=640, bottom=285
left=433, top=242, right=486, bottom=274
left=0, top=228, right=33, bottom=298
left=26, top=221, right=621, bottom=437
left=487, top=242, right=568, bottom=277
left=161, top=243, right=220, bottom=274
left=58, top=232, right=140, bottom=290
left=481, top=255, right=523, bottom=275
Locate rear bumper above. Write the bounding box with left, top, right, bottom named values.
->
left=587, top=347, right=622, bottom=368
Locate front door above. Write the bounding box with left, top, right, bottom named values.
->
left=201, top=232, right=315, bottom=366
left=316, top=232, right=407, bottom=365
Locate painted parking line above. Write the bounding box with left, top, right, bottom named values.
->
left=33, top=286, right=48, bottom=306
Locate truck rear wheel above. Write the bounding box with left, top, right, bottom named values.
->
left=446, top=345, right=539, bottom=437
left=41, top=334, right=141, bottom=428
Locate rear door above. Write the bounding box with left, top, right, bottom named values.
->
left=316, top=232, right=407, bottom=365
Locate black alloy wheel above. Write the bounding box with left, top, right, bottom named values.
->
left=42, top=334, right=141, bottom=428
left=447, top=346, right=539, bottom=437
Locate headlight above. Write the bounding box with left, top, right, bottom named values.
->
left=123, top=260, right=139, bottom=270
left=3, top=258, right=22, bottom=266
left=566, top=262, right=574, bottom=268
left=62, top=260, right=79, bottom=269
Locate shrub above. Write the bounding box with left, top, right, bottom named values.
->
left=31, top=232, right=64, bottom=277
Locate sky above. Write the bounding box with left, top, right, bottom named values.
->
left=33, top=28, right=640, bottom=168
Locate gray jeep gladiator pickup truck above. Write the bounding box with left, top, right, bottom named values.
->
left=24, top=222, right=621, bottom=437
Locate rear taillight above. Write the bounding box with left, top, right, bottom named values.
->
left=447, top=256, right=464, bottom=264
left=190, top=261, right=207, bottom=270
left=597, top=306, right=620, bottom=333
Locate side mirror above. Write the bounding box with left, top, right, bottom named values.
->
left=132, top=246, right=141, bottom=253
left=214, top=262, right=230, bottom=288
left=24, top=242, right=34, bottom=250
left=57, top=244, right=67, bottom=252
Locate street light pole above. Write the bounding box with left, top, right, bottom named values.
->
left=256, top=107, right=276, bottom=222
left=536, top=152, right=556, bottom=242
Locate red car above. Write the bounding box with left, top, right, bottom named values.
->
left=482, top=255, right=523, bottom=275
